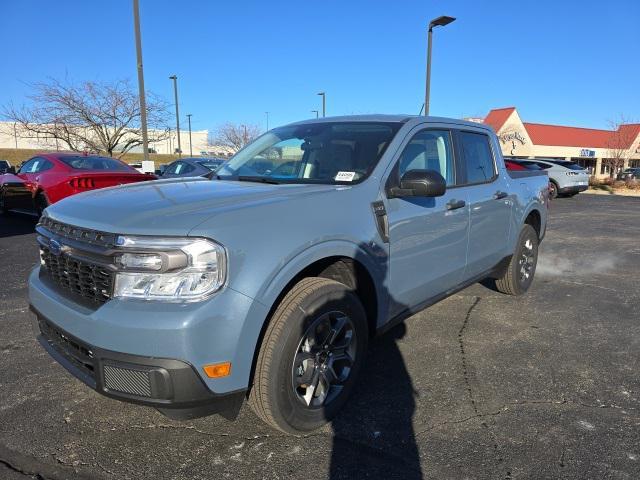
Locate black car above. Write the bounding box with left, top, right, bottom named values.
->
left=617, top=167, right=640, bottom=181
left=161, top=157, right=226, bottom=178
left=0, top=160, right=14, bottom=174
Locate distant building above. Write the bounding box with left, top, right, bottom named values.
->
left=0, top=122, right=233, bottom=158
left=482, top=107, right=640, bottom=177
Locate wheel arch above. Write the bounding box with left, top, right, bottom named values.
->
left=246, top=242, right=386, bottom=394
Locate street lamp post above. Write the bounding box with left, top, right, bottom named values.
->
left=186, top=114, right=193, bottom=157
left=169, top=75, right=182, bottom=157
left=311, top=110, right=319, bottom=119
left=317, top=92, right=326, bottom=117
left=132, top=0, right=150, bottom=162
left=425, top=15, right=456, bottom=116
left=265, top=111, right=269, bottom=131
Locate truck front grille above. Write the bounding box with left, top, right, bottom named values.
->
left=40, top=246, right=114, bottom=304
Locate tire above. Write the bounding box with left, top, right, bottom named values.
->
left=35, top=193, right=49, bottom=218
left=248, top=277, right=368, bottom=434
left=0, top=192, right=9, bottom=216
left=548, top=181, right=558, bottom=199
left=495, top=224, right=539, bottom=296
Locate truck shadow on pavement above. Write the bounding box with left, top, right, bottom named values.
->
left=327, top=244, right=422, bottom=479
left=0, top=214, right=38, bottom=238
left=329, top=322, right=422, bottom=479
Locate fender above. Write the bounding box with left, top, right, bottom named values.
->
left=255, top=239, right=389, bottom=329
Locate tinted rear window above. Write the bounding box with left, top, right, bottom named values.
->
left=459, top=132, right=495, bottom=184
left=59, top=156, right=134, bottom=171
left=0, top=160, right=8, bottom=167
left=549, top=161, right=585, bottom=170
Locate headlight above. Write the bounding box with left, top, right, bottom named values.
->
left=112, top=236, right=227, bottom=301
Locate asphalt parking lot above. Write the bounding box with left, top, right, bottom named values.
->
left=1, top=194, right=639, bottom=480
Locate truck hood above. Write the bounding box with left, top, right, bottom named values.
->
left=46, top=177, right=339, bottom=235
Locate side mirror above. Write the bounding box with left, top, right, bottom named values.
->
left=8, top=166, right=16, bottom=174
left=389, top=169, right=446, bottom=198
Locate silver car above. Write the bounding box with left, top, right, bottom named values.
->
left=513, top=159, right=589, bottom=198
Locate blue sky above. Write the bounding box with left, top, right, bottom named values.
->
left=1, top=0, right=638, bottom=132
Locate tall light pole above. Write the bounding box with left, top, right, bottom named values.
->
left=317, top=92, right=326, bottom=117
left=186, top=114, right=193, bottom=157
left=265, top=111, right=269, bottom=131
left=169, top=75, right=182, bottom=157
left=425, top=15, right=456, bottom=116
left=133, top=0, right=150, bottom=162
left=311, top=110, right=319, bottom=119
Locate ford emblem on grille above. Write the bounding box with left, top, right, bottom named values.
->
left=49, top=239, right=63, bottom=256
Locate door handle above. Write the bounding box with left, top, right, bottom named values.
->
left=494, top=191, right=508, bottom=200
left=446, top=199, right=466, bottom=210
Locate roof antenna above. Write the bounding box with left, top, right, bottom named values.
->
left=418, top=103, right=425, bottom=115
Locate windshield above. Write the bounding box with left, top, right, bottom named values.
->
left=59, top=156, right=136, bottom=172
left=216, top=122, right=402, bottom=184
left=196, top=159, right=224, bottom=170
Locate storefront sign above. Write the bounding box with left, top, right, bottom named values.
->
left=499, top=131, right=526, bottom=145
left=580, top=149, right=596, bottom=157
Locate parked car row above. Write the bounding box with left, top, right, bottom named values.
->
left=504, top=158, right=589, bottom=198
left=0, top=153, right=155, bottom=216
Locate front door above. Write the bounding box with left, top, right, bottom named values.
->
left=385, top=128, right=469, bottom=317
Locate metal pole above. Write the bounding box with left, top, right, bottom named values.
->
left=133, top=0, right=150, bottom=162
left=169, top=75, right=181, bottom=157
left=425, top=27, right=433, bottom=116
left=317, top=92, right=326, bottom=117
left=265, top=112, right=269, bottom=131
left=186, top=114, right=193, bottom=156
left=13, top=122, right=18, bottom=149
left=311, top=110, right=319, bottom=119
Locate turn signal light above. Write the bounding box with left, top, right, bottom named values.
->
left=203, top=362, right=231, bottom=378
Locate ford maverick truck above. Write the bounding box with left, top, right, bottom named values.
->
left=29, top=115, right=548, bottom=434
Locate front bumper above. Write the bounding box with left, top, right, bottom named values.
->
left=32, top=306, right=245, bottom=420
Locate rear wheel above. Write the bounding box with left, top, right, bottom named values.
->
left=0, top=188, right=9, bottom=216
left=35, top=193, right=49, bottom=218
left=495, top=224, right=539, bottom=296
left=548, top=181, right=558, bottom=199
left=248, top=277, right=368, bottom=434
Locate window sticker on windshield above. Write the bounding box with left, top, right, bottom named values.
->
left=335, top=171, right=356, bottom=182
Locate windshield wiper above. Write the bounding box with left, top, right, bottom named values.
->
left=234, top=175, right=282, bottom=184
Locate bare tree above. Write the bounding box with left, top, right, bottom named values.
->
left=213, top=123, right=261, bottom=152
left=3, top=78, right=171, bottom=157
left=604, top=115, right=639, bottom=177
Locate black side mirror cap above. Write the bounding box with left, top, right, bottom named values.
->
left=388, top=169, right=447, bottom=198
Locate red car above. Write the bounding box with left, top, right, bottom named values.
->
left=0, top=153, right=155, bottom=216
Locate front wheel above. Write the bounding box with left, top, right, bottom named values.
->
left=495, top=224, right=539, bottom=296
left=248, top=277, right=368, bottom=434
left=548, top=181, right=558, bottom=199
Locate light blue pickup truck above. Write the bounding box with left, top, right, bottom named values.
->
left=29, top=115, right=548, bottom=433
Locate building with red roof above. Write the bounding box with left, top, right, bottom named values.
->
left=481, top=107, right=640, bottom=177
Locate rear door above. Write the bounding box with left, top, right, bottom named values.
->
left=385, top=127, right=469, bottom=316
left=454, top=130, right=512, bottom=277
